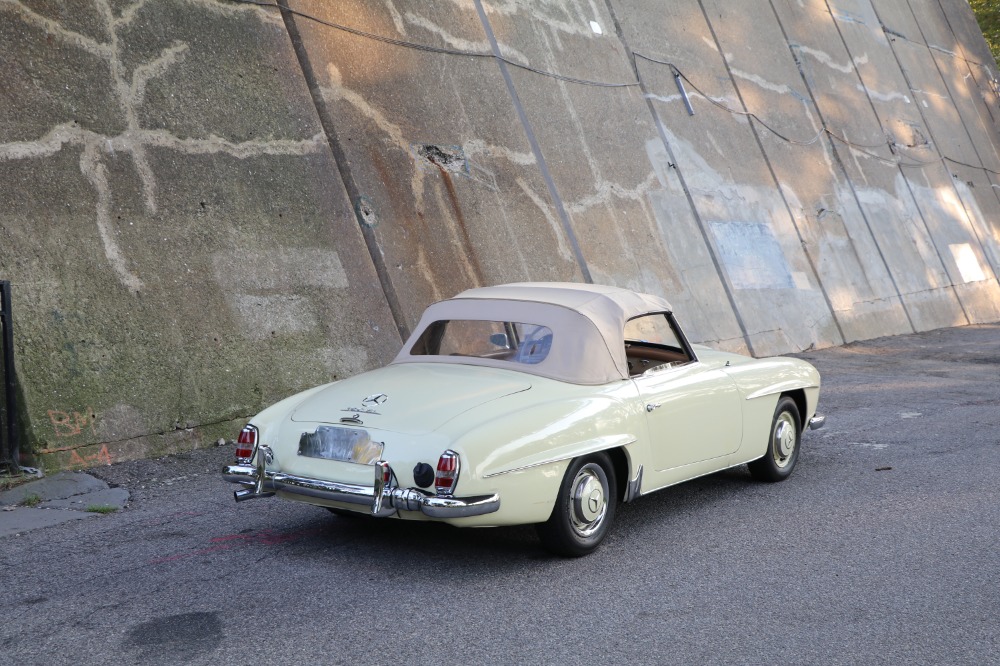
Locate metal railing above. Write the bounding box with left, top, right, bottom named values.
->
left=0, top=281, right=18, bottom=473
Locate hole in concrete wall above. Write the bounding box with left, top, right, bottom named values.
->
left=901, top=122, right=929, bottom=148
left=354, top=195, right=379, bottom=228
left=414, top=144, right=469, bottom=175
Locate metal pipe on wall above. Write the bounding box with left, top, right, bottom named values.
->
left=0, top=281, right=18, bottom=473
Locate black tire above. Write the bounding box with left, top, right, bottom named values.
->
left=748, top=396, right=801, bottom=482
left=536, top=452, right=617, bottom=557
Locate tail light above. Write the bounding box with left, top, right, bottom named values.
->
left=435, top=450, right=460, bottom=496
left=236, top=425, right=258, bottom=462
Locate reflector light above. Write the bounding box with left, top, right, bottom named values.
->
left=435, top=450, right=460, bottom=496
left=236, top=425, right=258, bottom=461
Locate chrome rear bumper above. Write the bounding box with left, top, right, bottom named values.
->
left=222, top=457, right=500, bottom=519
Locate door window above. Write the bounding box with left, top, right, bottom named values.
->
left=624, top=313, right=692, bottom=376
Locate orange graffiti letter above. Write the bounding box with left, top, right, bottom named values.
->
left=69, top=449, right=87, bottom=467
left=95, top=445, right=113, bottom=466
left=49, top=410, right=80, bottom=437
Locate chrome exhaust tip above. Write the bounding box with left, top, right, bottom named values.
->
left=808, top=414, right=827, bottom=430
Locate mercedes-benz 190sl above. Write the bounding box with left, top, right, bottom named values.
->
left=223, top=282, right=825, bottom=556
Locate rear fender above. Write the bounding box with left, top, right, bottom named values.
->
left=452, top=395, right=641, bottom=480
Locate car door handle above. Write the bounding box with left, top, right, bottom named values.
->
left=646, top=403, right=661, bottom=412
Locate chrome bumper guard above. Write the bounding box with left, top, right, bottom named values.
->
left=808, top=413, right=826, bottom=430
left=222, top=447, right=500, bottom=519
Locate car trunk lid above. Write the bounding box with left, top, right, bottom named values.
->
left=290, top=363, right=531, bottom=435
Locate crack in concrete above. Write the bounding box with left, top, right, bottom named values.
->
left=794, top=44, right=868, bottom=74
left=565, top=172, right=660, bottom=214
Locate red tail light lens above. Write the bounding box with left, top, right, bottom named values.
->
left=236, top=425, right=258, bottom=462
left=435, top=450, right=460, bottom=496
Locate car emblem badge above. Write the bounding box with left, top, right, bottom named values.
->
left=343, top=393, right=388, bottom=416
left=362, top=393, right=388, bottom=407
left=588, top=490, right=601, bottom=513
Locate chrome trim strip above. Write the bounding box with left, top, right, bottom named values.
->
left=744, top=383, right=820, bottom=401
left=808, top=413, right=826, bottom=430
left=222, top=464, right=500, bottom=518
left=481, top=456, right=574, bottom=479
left=481, top=436, right=637, bottom=478
left=421, top=494, right=501, bottom=518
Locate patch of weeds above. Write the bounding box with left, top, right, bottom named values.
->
left=86, top=504, right=118, bottom=514
left=21, top=493, right=42, bottom=508
left=0, top=476, right=31, bottom=492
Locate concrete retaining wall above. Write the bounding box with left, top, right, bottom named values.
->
left=1, top=0, right=998, bottom=469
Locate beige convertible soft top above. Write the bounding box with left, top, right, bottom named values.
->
left=392, top=283, right=673, bottom=385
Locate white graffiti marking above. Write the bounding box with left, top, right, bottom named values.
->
left=0, top=0, right=321, bottom=291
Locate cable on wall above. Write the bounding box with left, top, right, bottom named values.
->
left=227, top=0, right=1000, bottom=179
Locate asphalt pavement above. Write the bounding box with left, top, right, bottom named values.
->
left=0, top=323, right=997, bottom=665
left=0, top=471, right=130, bottom=537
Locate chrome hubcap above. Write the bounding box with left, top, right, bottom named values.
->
left=570, top=464, right=608, bottom=538
left=773, top=412, right=797, bottom=468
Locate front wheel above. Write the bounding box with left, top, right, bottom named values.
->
left=748, top=396, right=801, bottom=482
left=536, top=452, right=617, bottom=557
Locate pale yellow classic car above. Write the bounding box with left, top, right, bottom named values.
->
left=223, top=283, right=824, bottom=556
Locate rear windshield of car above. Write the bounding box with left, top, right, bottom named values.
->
left=408, top=320, right=554, bottom=365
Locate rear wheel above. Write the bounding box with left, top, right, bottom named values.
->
left=536, top=452, right=617, bottom=557
left=748, top=396, right=800, bottom=482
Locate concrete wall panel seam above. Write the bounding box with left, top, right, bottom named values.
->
left=277, top=0, right=409, bottom=342
left=836, top=0, right=972, bottom=325
left=921, top=0, right=1000, bottom=280
left=604, top=0, right=755, bottom=355
left=696, top=0, right=846, bottom=347
left=774, top=0, right=918, bottom=336
left=471, top=0, right=593, bottom=284
left=870, top=0, right=991, bottom=323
